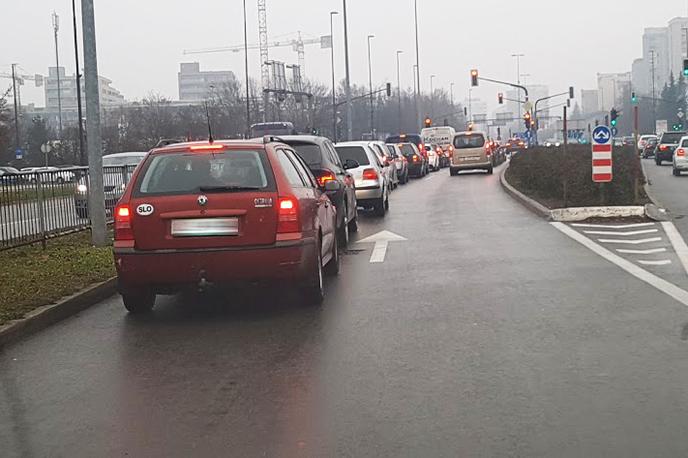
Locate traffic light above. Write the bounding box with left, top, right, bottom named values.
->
left=524, top=112, right=532, bottom=129
left=470, top=69, right=479, bottom=87
left=683, top=58, right=688, bottom=77
left=569, top=86, right=575, bottom=99
left=610, top=108, right=619, bottom=127
left=631, top=92, right=638, bottom=104
left=424, top=117, right=432, bottom=128
left=386, top=82, right=392, bottom=97
left=498, top=93, right=504, bottom=104
left=674, top=123, right=685, bottom=131
left=604, top=114, right=609, bottom=126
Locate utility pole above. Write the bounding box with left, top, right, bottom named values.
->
left=397, top=50, right=403, bottom=133
left=81, top=0, right=107, bottom=246
left=342, top=0, right=353, bottom=140
left=650, top=49, right=657, bottom=132
left=367, top=34, right=375, bottom=137
left=52, top=11, right=63, bottom=138
left=72, top=0, right=85, bottom=165
left=242, top=0, right=251, bottom=138
left=450, top=82, right=455, bottom=108
left=512, top=53, right=525, bottom=118
left=330, top=11, right=338, bottom=142
left=11, top=64, right=20, bottom=155
left=414, top=0, right=421, bottom=131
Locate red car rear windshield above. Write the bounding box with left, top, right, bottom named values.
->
left=134, top=150, right=276, bottom=196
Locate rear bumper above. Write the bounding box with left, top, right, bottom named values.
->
left=114, top=238, right=316, bottom=293
left=356, top=186, right=383, bottom=201
left=674, top=157, right=688, bottom=170
left=451, top=160, right=492, bottom=170
left=657, top=150, right=675, bottom=161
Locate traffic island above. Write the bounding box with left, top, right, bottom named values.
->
left=502, top=145, right=654, bottom=221
left=0, top=232, right=116, bottom=347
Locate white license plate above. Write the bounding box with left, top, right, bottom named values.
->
left=171, top=218, right=239, bottom=237
left=461, top=157, right=481, bottom=162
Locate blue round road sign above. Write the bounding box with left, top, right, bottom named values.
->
left=592, top=126, right=612, bottom=145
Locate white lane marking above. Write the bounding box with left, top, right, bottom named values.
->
left=551, top=222, right=688, bottom=307
left=617, top=248, right=667, bottom=255
left=583, top=229, right=659, bottom=236
left=598, top=237, right=662, bottom=245
left=356, top=230, right=408, bottom=264
left=369, top=241, right=389, bottom=263
left=638, top=260, right=672, bottom=266
left=661, top=222, right=688, bottom=277
left=572, top=222, right=656, bottom=229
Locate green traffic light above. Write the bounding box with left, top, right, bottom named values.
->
left=611, top=119, right=617, bottom=127
left=684, top=69, right=688, bottom=77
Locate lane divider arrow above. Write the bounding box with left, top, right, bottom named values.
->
left=355, top=230, right=408, bottom=264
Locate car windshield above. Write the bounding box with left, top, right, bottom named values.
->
left=335, top=146, right=370, bottom=166
left=136, top=151, right=272, bottom=195
left=288, top=143, right=323, bottom=166
left=399, top=144, right=416, bottom=156
left=661, top=133, right=685, bottom=143
left=454, top=134, right=485, bottom=149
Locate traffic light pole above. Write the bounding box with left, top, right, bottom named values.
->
left=534, top=90, right=572, bottom=144
left=476, top=76, right=529, bottom=100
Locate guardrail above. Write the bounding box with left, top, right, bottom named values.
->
left=0, top=166, right=136, bottom=250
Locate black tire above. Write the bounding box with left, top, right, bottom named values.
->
left=373, top=194, right=386, bottom=217
left=486, top=166, right=494, bottom=175
left=656, top=158, right=662, bottom=166
left=338, top=211, right=350, bottom=247
left=324, top=235, right=340, bottom=277
left=674, top=168, right=681, bottom=176
left=301, top=240, right=324, bottom=305
left=450, top=168, right=459, bottom=177
left=122, top=291, right=155, bottom=314
left=348, top=214, right=359, bottom=233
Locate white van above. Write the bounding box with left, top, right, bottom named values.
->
left=422, top=126, right=456, bottom=152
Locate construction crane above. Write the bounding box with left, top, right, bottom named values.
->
left=0, top=70, right=44, bottom=108
left=183, top=32, right=325, bottom=78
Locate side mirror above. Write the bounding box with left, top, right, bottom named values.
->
left=324, top=180, right=342, bottom=192
left=343, top=159, right=360, bottom=170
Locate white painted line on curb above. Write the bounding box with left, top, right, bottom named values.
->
left=661, top=222, right=688, bottom=277
left=583, top=229, right=659, bottom=236
left=598, top=237, right=662, bottom=245
left=551, top=222, right=688, bottom=308
left=572, top=222, right=656, bottom=229
left=638, top=260, right=672, bottom=266
left=617, top=248, right=667, bottom=255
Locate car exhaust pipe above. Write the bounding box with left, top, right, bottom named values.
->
left=197, top=270, right=210, bottom=291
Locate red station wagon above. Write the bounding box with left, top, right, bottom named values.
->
left=113, top=138, right=339, bottom=313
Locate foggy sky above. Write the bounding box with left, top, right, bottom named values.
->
left=2, top=0, right=687, bottom=113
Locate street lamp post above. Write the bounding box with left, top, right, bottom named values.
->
left=430, top=74, right=436, bottom=118
left=511, top=53, right=525, bottom=118
left=367, top=34, right=375, bottom=137
left=71, top=0, right=85, bottom=165
left=450, top=82, right=455, bottom=107
left=342, top=0, right=353, bottom=140
left=397, top=50, right=404, bottom=134
left=414, top=0, right=421, bottom=130
left=330, top=11, right=339, bottom=142
left=242, top=0, right=251, bottom=138
left=52, top=11, right=63, bottom=139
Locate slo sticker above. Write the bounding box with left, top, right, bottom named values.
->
left=136, top=204, right=154, bottom=216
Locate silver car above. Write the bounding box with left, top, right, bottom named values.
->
left=369, top=141, right=398, bottom=189
left=334, top=141, right=390, bottom=217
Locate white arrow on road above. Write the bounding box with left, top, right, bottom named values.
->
left=355, top=230, right=407, bottom=263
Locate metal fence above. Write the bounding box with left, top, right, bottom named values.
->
left=0, top=166, right=136, bottom=250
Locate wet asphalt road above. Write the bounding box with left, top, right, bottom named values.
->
left=644, top=159, right=688, bottom=237
left=4, top=165, right=688, bottom=457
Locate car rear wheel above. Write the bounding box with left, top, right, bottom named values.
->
left=656, top=158, right=662, bottom=165
left=324, top=235, right=340, bottom=276
left=373, top=193, right=386, bottom=217
left=673, top=168, right=681, bottom=176
left=450, top=168, right=459, bottom=177
left=122, top=291, right=155, bottom=314
left=338, top=213, right=350, bottom=247
left=486, top=166, right=494, bottom=175
left=348, top=213, right=359, bottom=233
left=301, top=240, right=324, bottom=306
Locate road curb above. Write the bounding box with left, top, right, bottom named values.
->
left=499, top=164, right=552, bottom=220
left=0, top=277, right=117, bottom=349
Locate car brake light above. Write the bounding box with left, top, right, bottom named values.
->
left=189, top=144, right=225, bottom=151
left=677, top=148, right=686, bottom=157
left=660, top=145, right=669, bottom=151
left=316, top=170, right=336, bottom=187
left=277, top=197, right=300, bottom=234
left=412, top=155, right=419, bottom=162
left=449, top=145, right=454, bottom=152
left=114, top=204, right=134, bottom=241
left=362, top=168, right=379, bottom=180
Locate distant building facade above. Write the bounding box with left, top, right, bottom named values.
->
left=178, top=62, right=237, bottom=101
left=581, top=89, right=600, bottom=114
left=45, top=66, right=125, bottom=110
left=597, top=72, right=631, bottom=112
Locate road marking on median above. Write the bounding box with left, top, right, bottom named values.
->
left=583, top=229, right=659, bottom=236
left=616, top=248, right=667, bottom=255
left=661, top=222, right=688, bottom=277
left=598, top=237, right=662, bottom=245
left=638, top=260, right=672, bottom=266
left=356, top=230, right=407, bottom=264
left=552, top=222, right=688, bottom=308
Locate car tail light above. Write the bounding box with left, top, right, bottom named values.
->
left=412, top=154, right=419, bottom=162
left=660, top=145, right=669, bottom=151
left=449, top=145, right=454, bottom=153
left=485, top=145, right=492, bottom=156
left=114, top=204, right=134, bottom=241
left=362, top=168, right=379, bottom=181
left=189, top=144, right=226, bottom=151
left=316, top=170, right=336, bottom=187
left=677, top=148, right=686, bottom=157
left=277, top=197, right=300, bottom=234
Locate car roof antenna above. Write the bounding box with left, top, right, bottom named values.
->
left=204, top=101, right=214, bottom=144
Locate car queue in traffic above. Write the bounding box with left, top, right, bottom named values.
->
left=110, top=128, right=510, bottom=314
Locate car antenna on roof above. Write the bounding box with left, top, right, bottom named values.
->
left=204, top=101, right=214, bottom=144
